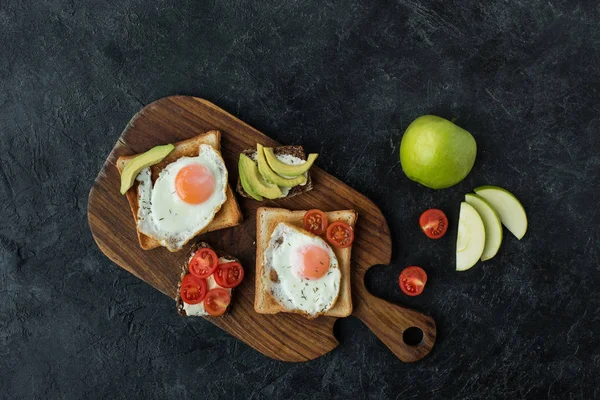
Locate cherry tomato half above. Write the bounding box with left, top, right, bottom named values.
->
left=214, top=262, right=245, bottom=288
left=303, top=209, right=328, bottom=235
left=326, top=221, right=354, bottom=248
left=204, top=288, right=231, bottom=316
left=188, top=248, right=219, bottom=278
left=399, top=266, right=427, bottom=297
left=419, top=209, right=448, bottom=239
left=180, top=274, right=208, bottom=304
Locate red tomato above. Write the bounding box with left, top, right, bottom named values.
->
left=303, top=209, right=328, bottom=235
left=180, top=274, right=208, bottom=304
left=204, top=288, right=231, bottom=316
left=188, top=248, right=219, bottom=278
left=399, top=266, right=427, bottom=296
left=419, top=209, right=448, bottom=239
left=214, top=262, right=245, bottom=288
left=326, top=221, right=354, bottom=248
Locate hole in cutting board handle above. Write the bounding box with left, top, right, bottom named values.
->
left=403, top=326, right=424, bottom=346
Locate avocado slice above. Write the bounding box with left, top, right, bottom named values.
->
left=120, top=143, right=175, bottom=194
left=263, top=147, right=318, bottom=177
left=238, top=153, right=282, bottom=200
left=256, top=144, right=307, bottom=187
left=238, top=154, right=264, bottom=200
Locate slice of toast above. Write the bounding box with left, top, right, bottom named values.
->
left=236, top=145, right=314, bottom=199
left=254, top=207, right=357, bottom=318
left=116, top=130, right=243, bottom=251
left=175, top=241, right=240, bottom=317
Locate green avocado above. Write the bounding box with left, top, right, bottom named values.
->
left=238, top=153, right=282, bottom=200
left=256, top=144, right=307, bottom=187
left=263, top=147, right=318, bottom=177
left=120, top=143, right=175, bottom=194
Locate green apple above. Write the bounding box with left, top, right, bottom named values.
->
left=474, top=186, right=527, bottom=240
left=465, top=193, right=503, bottom=261
left=400, top=115, right=477, bottom=189
left=456, top=202, right=486, bottom=271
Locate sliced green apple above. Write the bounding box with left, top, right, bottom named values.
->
left=474, top=186, right=527, bottom=240
left=465, top=193, right=503, bottom=261
left=456, top=202, right=486, bottom=271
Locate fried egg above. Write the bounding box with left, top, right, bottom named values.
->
left=136, top=144, right=227, bottom=251
left=263, top=222, right=340, bottom=316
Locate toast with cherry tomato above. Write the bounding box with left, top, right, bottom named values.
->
left=176, top=242, right=245, bottom=317
left=254, top=207, right=357, bottom=318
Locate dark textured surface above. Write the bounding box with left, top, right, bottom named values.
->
left=1, top=0, right=599, bottom=398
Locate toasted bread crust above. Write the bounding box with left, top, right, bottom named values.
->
left=236, top=145, right=314, bottom=199
left=175, top=242, right=240, bottom=317
left=254, top=207, right=357, bottom=318
left=116, top=130, right=243, bottom=251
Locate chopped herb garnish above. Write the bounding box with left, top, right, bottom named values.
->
left=159, top=218, right=164, bottom=221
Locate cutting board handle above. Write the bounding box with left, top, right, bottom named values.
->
left=354, top=291, right=436, bottom=363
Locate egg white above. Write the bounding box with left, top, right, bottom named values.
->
left=263, top=222, right=341, bottom=316
left=136, top=144, right=228, bottom=251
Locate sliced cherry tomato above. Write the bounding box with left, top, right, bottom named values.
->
left=188, top=248, right=218, bottom=278
left=326, top=221, right=354, bottom=248
left=399, top=266, right=427, bottom=297
left=419, top=209, right=448, bottom=239
left=303, top=209, right=328, bottom=235
left=180, top=274, right=208, bottom=304
left=214, top=262, right=245, bottom=288
left=204, top=288, right=231, bottom=316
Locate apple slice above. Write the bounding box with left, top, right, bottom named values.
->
left=474, top=186, right=527, bottom=240
left=465, top=193, right=503, bottom=261
left=456, top=202, right=486, bottom=271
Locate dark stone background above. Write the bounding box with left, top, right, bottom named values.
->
left=1, top=0, right=599, bottom=398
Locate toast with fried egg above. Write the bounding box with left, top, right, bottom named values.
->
left=116, top=130, right=243, bottom=251
left=254, top=207, right=356, bottom=318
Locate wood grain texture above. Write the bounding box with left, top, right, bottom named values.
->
left=87, top=96, right=436, bottom=362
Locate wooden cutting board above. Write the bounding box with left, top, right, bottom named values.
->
left=87, top=96, right=436, bottom=362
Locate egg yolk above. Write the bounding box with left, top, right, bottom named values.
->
left=298, top=245, right=331, bottom=279
left=175, top=164, right=216, bottom=204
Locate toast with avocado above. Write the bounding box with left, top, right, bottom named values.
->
left=237, top=145, right=316, bottom=200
